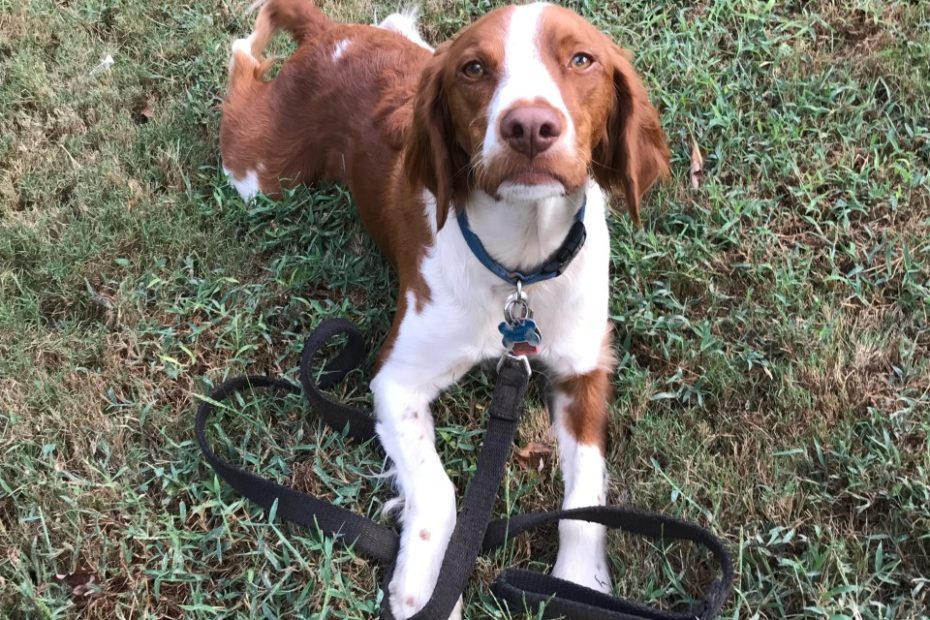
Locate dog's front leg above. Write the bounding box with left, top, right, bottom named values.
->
left=549, top=366, right=613, bottom=593
left=371, top=306, right=475, bottom=619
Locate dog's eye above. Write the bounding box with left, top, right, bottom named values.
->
left=461, top=60, right=485, bottom=79
left=570, top=52, right=594, bottom=70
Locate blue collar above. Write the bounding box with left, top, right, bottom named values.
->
left=456, top=196, right=587, bottom=286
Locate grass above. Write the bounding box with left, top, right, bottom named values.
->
left=1, top=0, right=928, bottom=617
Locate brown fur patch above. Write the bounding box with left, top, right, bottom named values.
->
left=555, top=329, right=617, bottom=453
left=556, top=367, right=612, bottom=453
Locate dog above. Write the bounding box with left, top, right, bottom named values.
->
left=220, top=1, right=669, bottom=617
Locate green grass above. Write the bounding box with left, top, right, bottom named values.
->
left=1, top=0, right=929, bottom=617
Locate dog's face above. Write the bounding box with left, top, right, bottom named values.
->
left=406, top=3, right=669, bottom=228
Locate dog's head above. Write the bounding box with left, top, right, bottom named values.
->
left=405, top=2, right=669, bottom=229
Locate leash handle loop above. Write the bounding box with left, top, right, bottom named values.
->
left=298, top=317, right=377, bottom=442
left=194, top=326, right=399, bottom=562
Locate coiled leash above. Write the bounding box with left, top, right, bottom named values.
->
left=196, top=318, right=734, bottom=619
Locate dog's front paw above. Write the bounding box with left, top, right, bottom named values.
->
left=552, top=554, right=612, bottom=594
left=387, top=534, right=461, bottom=618
left=387, top=586, right=462, bottom=620
left=553, top=521, right=612, bottom=594
left=387, top=568, right=463, bottom=619
left=387, top=477, right=458, bottom=619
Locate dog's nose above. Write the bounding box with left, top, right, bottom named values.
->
left=500, top=106, right=562, bottom=158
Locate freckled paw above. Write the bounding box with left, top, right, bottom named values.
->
left=386, top=582, right=462, bottom=619
left=387, top=585, right=420, bottom=619
left=387, top=569, right=428, bottom=619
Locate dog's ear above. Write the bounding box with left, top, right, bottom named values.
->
left=405, top=44, right=465, bottom=231
left=592, top=45, right=670, bottom=226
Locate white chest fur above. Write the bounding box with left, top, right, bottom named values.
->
left=410, top=180, right=611, bottom=381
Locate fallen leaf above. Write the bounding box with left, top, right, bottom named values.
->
left=514, top=442, right=553, bottom=472
left=689, top=139, right=704, bottom=189
left=55, top=566, right=97, bottom=598
left=140, top=99, right=154, bottom=121
left=133, top=97, right=155, bottom=124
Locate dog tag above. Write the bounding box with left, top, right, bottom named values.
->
left=499, top=318, right=542, bottom=356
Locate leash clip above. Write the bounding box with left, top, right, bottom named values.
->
left=497, top=352, right=531, bottom=377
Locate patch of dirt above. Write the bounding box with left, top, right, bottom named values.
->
left=801, top=4, right=911, bottom=84
left=795, top=310, right=902, bottom=424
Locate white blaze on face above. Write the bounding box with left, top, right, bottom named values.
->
left=481, top=3, right=575, bottom=169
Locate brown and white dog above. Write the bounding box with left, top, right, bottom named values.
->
left=220, top=0, right=669, bottom=617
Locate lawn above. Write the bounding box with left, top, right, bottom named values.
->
left=1, top=0, right=929, bottom=618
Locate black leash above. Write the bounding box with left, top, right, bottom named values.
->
left=196, top=319, right=733, bottom=619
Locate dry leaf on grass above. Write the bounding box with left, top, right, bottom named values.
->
left=55, top=567, right=97, bottom=598
left=514, top=442, right=553, bottom=472
left=133, top=97, right=155, bottom=124
left=140, top=100, right=154, bottom=121
left=690, top=139, right=704, bottom=189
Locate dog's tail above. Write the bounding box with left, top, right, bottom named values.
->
left=249, top=0, right=331, bottom=46
left=228, top=0, right=331, bottom=85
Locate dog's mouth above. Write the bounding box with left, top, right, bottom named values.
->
left=475, top=150, right=587, bottom=202
left=495, top=174, right=565, bottom=202
left=492, top=167, right=581, bottom=202
left=505, top=171, right=565, bottom=187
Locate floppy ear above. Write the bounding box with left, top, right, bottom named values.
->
left=405, top=45, right=467, bottom=230
left=592, top=46, right=670, bottom=226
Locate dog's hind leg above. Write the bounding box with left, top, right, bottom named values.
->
left=220, top=5, right=280, bottom=202
left=221, top=0, right=332, bottom=201
left=222, top=36, right=268, bottom=202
